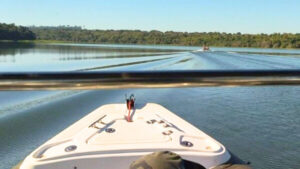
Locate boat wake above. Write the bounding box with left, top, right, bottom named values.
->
left=1, top=44, right=300, bottom=169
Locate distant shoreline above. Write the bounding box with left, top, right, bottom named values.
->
left=1, top=40, right=300, bottom=50
left=1, top=23, right=299, bottom=49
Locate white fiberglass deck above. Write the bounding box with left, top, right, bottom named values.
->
left=20, top=103, right=230, bottom=169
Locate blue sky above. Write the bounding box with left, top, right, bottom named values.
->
left=0, top=0, right=299, bottom=34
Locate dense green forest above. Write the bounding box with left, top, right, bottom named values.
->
left=1, top=23, right=299, bottom=48
left=0, top=23, right=36, bottom=40
left=29, top=26, right=300, bottom=48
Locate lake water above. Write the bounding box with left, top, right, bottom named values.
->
left=0, top=42, right=300, bottom=169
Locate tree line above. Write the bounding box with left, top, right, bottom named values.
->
left=0, top=23, right=36, bottom=40
left=29, top=26, right=300, bottom=48
left=1, top=23, right=299, bottom=48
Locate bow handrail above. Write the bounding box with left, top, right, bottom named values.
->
left=0, top=70, right=300, bottom=90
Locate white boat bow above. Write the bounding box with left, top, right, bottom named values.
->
left=19, top=102, right=237, bottom=169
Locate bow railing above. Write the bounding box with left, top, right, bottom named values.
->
left=0, top=70, right=300, bottom=90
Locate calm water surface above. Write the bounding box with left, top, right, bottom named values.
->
left=0, top=42, right=300, bottom=169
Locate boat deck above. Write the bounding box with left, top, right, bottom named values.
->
left=21, top=103, right=230, bottom=169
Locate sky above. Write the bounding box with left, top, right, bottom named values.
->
left=0, top=0, right=299, bottom=34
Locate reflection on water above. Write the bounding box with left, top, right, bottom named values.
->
left=0, top=42, right=300, bottom=169
left=0, top=42, right=186, bottom=56
left=0, top=42, right=190, bottom=71
left=1, top=42, right=300, bottom=72
left=0, top=42, right=36, bottom=57
left=58, top=53, right=174, bottom=61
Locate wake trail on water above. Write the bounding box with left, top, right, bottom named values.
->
left=1, top=50, right=299, bottom=119
left=191, top=50, right=300, bottom=70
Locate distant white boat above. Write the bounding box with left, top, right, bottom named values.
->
left=203, top=46, right=210, bottom=51
left=18, top=99, right=249, bottom=169
left=194, top=46, right=211, bottom=52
